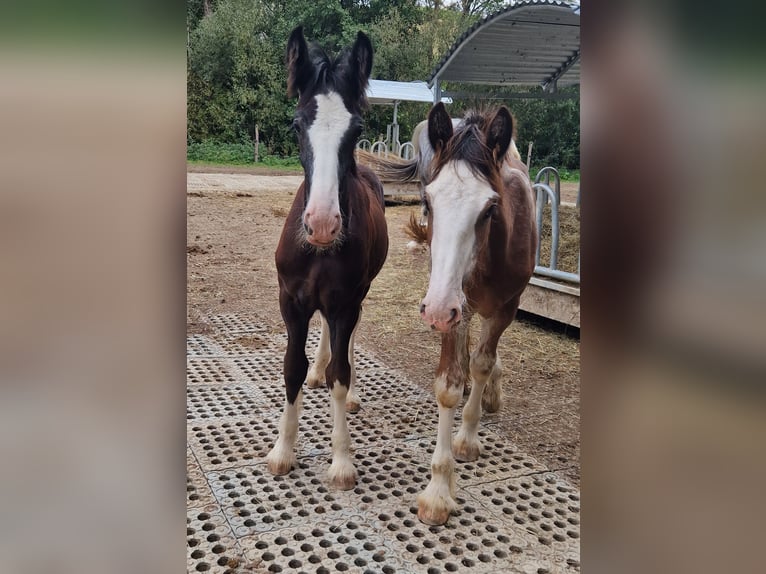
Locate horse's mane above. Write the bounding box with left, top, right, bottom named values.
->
left=431, top=111, right=496, bottom=184
left=305, top=43, right=369, bottom=108
left=361, top=110, right=520, bottom=190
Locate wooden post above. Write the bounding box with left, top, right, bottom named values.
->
left=254, top=124, right=260, bottom=164
left=526, top=141, right=533, bottom=169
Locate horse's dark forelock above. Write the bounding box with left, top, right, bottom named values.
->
left=301, top=43, right=368, bottom=110
left=429, top=110, right=498, bottom=187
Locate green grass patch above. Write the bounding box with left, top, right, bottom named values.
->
left=531, top=166, right=580, bottom=183
left=186, top=159, right=302, bottom=172
left=187, top=141, right=301, bottom=169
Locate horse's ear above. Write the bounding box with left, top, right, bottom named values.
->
left=286, top=26, right=311, bottom=98
left=486, top=106, right=514, bottom=163
left=350, top=31, right=373, bottom=97
left=428, top=102, right=453, bottom=152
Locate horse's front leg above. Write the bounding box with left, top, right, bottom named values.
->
left=453, top=299, right=518, bottom=462
left=417, top=325, right=466, bottom=525
left=324, top=306, right=362, bottom=489
left=266, top=292, right=311, bottom=476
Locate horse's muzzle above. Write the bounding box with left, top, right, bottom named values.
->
left=420, top=301, right=462, bottom=333
left=304, top=211, right=341, bottom=246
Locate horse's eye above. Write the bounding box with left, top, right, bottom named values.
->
left=292, top=119, right=302, bottom=134
left=483, top=203, right=497, bottom=220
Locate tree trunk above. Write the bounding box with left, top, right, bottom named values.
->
left=203, top=0, right=212, bottom=17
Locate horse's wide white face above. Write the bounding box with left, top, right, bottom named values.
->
left=302, top=91, right=353, bottom=247
left=421, top=161, right=498, bottom=332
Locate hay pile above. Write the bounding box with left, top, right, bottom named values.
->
left=538, top=204, right=580, bottom=274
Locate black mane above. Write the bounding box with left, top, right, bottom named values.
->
left=304, top=44, right=368, bottom=109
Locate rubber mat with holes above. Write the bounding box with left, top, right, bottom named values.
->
left=187, top=313, right=580, bottom=573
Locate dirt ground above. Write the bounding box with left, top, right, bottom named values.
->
left=187, top=172, right=580, bottom=485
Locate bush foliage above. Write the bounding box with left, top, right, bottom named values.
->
left=187, top=0, right=579, bottom=170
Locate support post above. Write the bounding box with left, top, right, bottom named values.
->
left=526, top=141, right=533, bottom=169
left=254, top=124, right=260, bottom=164
left=433, top=78, right=441, bottom=104
left=392, top=101, right=400, bottom=155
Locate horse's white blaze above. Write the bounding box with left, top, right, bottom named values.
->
left=306, top=92, right=352, bottom=221
left=423, top=161, right=497, bottom=323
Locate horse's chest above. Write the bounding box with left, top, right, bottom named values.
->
left=281, top=253, right=365, bottom=305
left=465, top=277, right=506, bottom=315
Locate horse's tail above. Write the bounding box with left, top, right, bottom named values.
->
left=405, top=212, right=429, bottom=245
left=356, top=149, right=421, bottom=184
left=509, top=139, right=521, bottom=162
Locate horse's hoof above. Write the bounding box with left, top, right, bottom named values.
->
left=417, top=500, right=454, bottom=526
left=265, top=450, right=294, bottom=476
left=305, top=373, right=325, bottom=389
left=417, top=488, right=457, bottom=525
left=346, top=397, right=361, bottom=414
left=481, top=388, right=503, bottom=413
left=327, top=462, right=357, bottom=490
left=453, top=437, right=481, bottom=462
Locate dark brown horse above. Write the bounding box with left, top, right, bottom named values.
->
left=265, top=28, right=388, bottom=490
left=379, top=103, right=537, bottom=524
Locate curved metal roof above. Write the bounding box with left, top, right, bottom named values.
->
left=429, top=0, right=580, bottom=92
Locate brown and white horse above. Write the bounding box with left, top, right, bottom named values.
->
left=265, top=27, right=388, bottom=489
left=380, top=104, right=537, bottom=524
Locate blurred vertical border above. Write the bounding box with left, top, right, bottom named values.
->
left=583, top=0, right=766, bottom=572
left=0, top=1, right=186, bottom=573
left=2, top=1, right=765, bottom=573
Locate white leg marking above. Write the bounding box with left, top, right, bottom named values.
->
left=346, top=309, right=362, bottom=413
left=418, top=374, right=461, bottom=525
left=266, top=391, right=302, bottom=475
left=327, top=383, right=357, bottom=489
left=306, top=313, right=331, bottom=389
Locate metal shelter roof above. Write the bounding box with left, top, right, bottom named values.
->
left=366, top=79, right=451, bottom=105
left=429, top=0, right=580, bottom=93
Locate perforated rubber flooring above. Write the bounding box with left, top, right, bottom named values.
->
left=187, top=314, right=580, bottom=573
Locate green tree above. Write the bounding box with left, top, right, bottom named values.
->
left=186, top=0, right=579, bottom=170
left=187, top=0, right=296, bottom=153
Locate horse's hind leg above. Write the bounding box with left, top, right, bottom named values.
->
left=266, top=293, right=311, bottom=476
left=305, top=312, right=330, bottom=389
left=453, top=298, right=518, bottom=462
left=345, top=306, right=362, bottom=413
left=325, top=306, right=362, bottom=489
left=305, top=309, right=361, bottom=412
left=482, top=297, right=520, bottom=413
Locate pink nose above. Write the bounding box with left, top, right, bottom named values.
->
left=304, top=211, right=341, bottom=246
left=420, top=301, right=462, bottom=332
